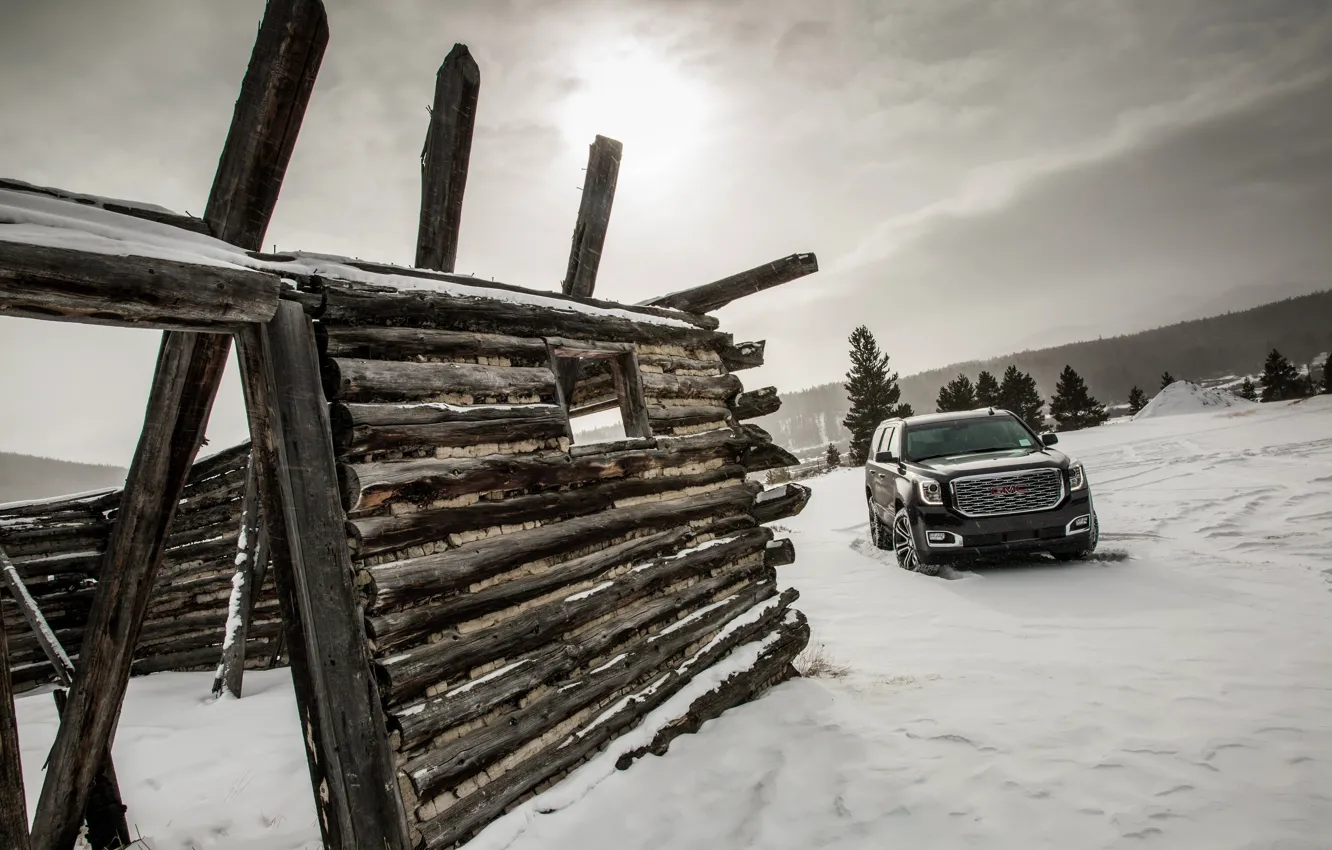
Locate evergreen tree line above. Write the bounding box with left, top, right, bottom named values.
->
left=936, top=364, right=1107, bottom=432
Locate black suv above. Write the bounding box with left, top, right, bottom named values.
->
left=865, top=408, right=1098, bottom=574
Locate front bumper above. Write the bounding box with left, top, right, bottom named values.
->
left=911, top=490, right=1094, bottom=560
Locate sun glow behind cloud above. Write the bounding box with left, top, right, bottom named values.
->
left=556, top=39, right=716, bottom=187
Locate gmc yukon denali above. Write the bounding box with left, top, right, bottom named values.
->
left=865, top=408, right=1098, bottom=574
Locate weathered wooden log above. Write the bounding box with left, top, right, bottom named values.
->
left=368, top=528, right=694, bottom=654
left=641, top=371, right=742, bottom=402
left=404, top=577, right=781, bottom=799
left=612, top=351, right=653, bottom=438
left=363, top=483, right=762, bottom=616
left=236, top=299, right=411, bottom=850
left=212, top=455, right=262, bottom=698
left=1, top=546, right=75, bottom=682
left=742, top=442, right=799, bottom=474
left=0, top=610, right=30, bottom=850
left=316, top=325, right=548, bottom=363
left=320, top=357, right=555, bottom=404
left=635, top=352, right=724, bottom=376
left=764, top=538, right=796, bottom=567
left=416, top=589, right=799, bottom=850
left=732, top=386, right=780, bottom=420
left=614, top=607, right=808, bottom=767
left=642, top=252, right=819, bottom=314
left=163, top=532, right=240, bottom=566
left=351, top=464, right=745, bottom=559
left=375, top=528, right=772, bottom=704
left=339, top=427, right=752, bottom=513
left=0, top=242, right=282, bottom=331
left=317, top=279, right=731, bottom=349
left=750, top=482, right=812, bottom=525
left=0, top=528, right=107, bottom=560
left=185, top=441, right=252, bottom=483
left=719, top=339, right=764, bottom=372
left=646, top=404, right=731, bottom=431
left=0, top=178, right=212, bottom=236
left=417, top=43, right=480, bottom=274
left=563, top=135, right=621, bottom=298
left=49, top=690, right=130, bottom=850
left=330, top=402, right=567, bottom=457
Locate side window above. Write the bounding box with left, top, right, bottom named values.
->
left=889, top=426, right=904, bottom=459
left=876, top=426, right=896, bottom=457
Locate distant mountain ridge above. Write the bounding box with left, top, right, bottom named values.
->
left=0, top=453, right=127, bottom=505
left=758, top=290, right=1332, bottom=453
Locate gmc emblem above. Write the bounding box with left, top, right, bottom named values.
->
left=990, top=484, right=1028, bottom=497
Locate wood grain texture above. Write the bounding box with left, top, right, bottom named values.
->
left=0, top=610, right=29, bottom=850
left=719, top=339, right=765, bottom=372
left=643, top=252, right=818, bottom=314
left=563, top=135, right=621, bottom=299
left=732, top=386, right=781, bottom=420
left=0, top=178, right=212, bottom=236
left=416, top=43, right=480, bottom=273
left=330, top=402, right=568, bottom=457
left=212, top=455, right=262, bottom=698
left=320, top=357, right=556, bottom=404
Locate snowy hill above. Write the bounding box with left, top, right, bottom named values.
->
left=1134, top=380, right=1257, bottom=419
left=0, top=452, right=126, bottom=504
left=15, top=395, right=1332, bottom=849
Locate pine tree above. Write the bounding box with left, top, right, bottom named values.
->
left=935, top=374, right=977, bottom=412
left=1160, top=371, right=1175, bottom=390
left=1127, top=385, right=1148, bottom=415
left=1259, top=348, right=1303, bottom=402
left=998, top=365, right=1045, bottom=430
left=975, top=371, right=1000, bottom=407
left=1324, top=363, right=1331, bottom=394
left=825, top=443, right=841, bottom=467
left=1237, top=378, right=1258, bottom=401
left=841, top=326, right=913, bottom=465
left=1049, top=365, right=1108, bottom=431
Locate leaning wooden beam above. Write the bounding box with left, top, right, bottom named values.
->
left=0, top=242, right=282, bottom=330
left=48, top=690, right=130, bottom=850
left=732, top=386, right=781, bottom=420
left=0, top=607, right=29, bottom=850
left=416, top=43, right=480, bottom=273
left=212, top=455, right=262, bottom=698
left=29, top=331, right=231, bottom=850
left=239, top=302, right=411, bottom=849
left=1, top=545, right=75, bottom=682
left=562, top=135, right=622, bottom=298
left=643, top=252, right=819, bottom=314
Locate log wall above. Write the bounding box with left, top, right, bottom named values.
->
left=0, top=442, right=280, bottom=692
left=307, top=280, right=809, bottom=849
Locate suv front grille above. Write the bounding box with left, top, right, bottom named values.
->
left=951, top=468, right=1065, bottom=517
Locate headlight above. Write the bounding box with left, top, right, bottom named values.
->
left=1069, top=463, right=1086, bottom=491
left=917, top=477, right=944, bottom=505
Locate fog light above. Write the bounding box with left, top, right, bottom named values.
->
left=927, top=532, right=948, bottom=543
left=1065, top=515, right=1091, bottom=535
left=925, top=531, right=961, bottom=548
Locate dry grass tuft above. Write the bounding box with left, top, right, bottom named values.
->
left=794, top=641, right=850, bottom=679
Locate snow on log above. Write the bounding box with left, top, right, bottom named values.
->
left=641, top=252, right=818, bottom=314
left=416, top=44, right=480, bottom=274
left=750, top=482, right=812, bottom=525
left=0, top=242, right=282, bottom=330
left=719, top=339, right=765, bottom=372
left=764, top=538, right=796, bottom=567
left=731, top=386, right=781, bottom=420
left=0, top=178, right=212, bottom=236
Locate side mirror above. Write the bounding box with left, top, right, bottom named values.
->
left=874, top=450, right=896, bottom=464
left=1040, top=433, right=1059, bottom=446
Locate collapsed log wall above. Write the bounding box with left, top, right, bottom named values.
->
left=307, top=276, right=809, bottom=849
left=1, top=442, right=279, bottom=691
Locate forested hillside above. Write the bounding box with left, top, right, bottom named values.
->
left=0, top=453, right=127, bottom=504
left=757, top=290, right=1332, bottom=452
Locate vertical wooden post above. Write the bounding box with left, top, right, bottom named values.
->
left=236, top=304, right=411, bottom=850
left=212, top=454, right=262, bottom=698
left=0, top=612, right=29, bottom=850
left=562, top=134, right=622, bottom=298
left=611, top=351, right=652, bottom=438
left=29, top=3, right=327, bottom=848
left=416, top=43, right=480, bottom=272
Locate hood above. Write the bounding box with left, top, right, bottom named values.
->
left=908, top=447, right=1068, bottom=478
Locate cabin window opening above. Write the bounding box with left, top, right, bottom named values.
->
left=548, top=344, right=651, bottom=445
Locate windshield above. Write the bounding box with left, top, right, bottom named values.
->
left=904, top=416, right=1039, bottom=461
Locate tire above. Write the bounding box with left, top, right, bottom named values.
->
left=868, top=502, right=892, bottom=550
left=1053, top=511, right=1099, bottom=561
left=891, top=507, right=938, bottom=575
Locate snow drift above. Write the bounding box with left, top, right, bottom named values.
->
left=1134, top=380, right=1255, bottom=419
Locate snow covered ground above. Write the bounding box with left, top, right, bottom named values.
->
left=15, top=396, right=1332, bottom=849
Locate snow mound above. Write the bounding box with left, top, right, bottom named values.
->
left=1134, top=380, right=1256, bottom=419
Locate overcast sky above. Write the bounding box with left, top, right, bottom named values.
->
left=2, top=0, right=1330, bottom=465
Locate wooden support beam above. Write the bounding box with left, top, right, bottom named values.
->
left=212, top=455, right=262, bottom=698
left=562, top=135, right=622, bottom=299
left=611, top=351, right=652, bottom=438
left=49, top=691, right=129, bottom=850
left=416, top=43, right=480, bottom=273
left=0, top=605, right=28, bottom=850
left=0, top=242, right=282, bottom=330
left=1, top=545, right=75, bottom=683
left=751, top=482, right=812, bottom=525
left=642, top=252, right=818, bottom=314
left=238, top=302, right=411, bottom=850
left=732, top=386, right=781, bottom=420
left=719, top=339, right=765, bottom=372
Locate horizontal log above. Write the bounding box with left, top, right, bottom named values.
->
left=0, top=241, right=281, bottom=330
left=647, top=404, right=731, bottom=431
left=316, top=321, right=550, bottom=364
left=316, top=279, right=732, bottom=349
left=719, top=340, right=764, bottom=372
left=368, top=529, right=693, bottom=655
left=162, top=532, right=239, bottom=566
left=186, top=441, right=252, bottom=483
left=376, top=527, right=772, bottom=703
left=417, top=587, right=799, bottom=850
left=363, top=482, right=761, bottom=614
left=750, top=482, right=812, bottom=525
left=340, top=427, right=752, bottom=514
left=764, top=538, right=795, bottom=567
left=0, top=178, right=213, bottom=235
left=331, top=406, right=568, bottom=458
left=320, top=357, right=556, bottom=404
left=615, top=606, right=809, bottom=767
left=641, top=253, right=818, bottom=314
left=640, top=371, right=742, bottom=403
left=635, top=353, right=724, bottom=376
left=351, top=464, right=746, bottom=559
left=403, top=577, right=781, bottom=799
left=742, top=442, right=799, bottom=474
left=732, top=386, right=780, bottom=420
